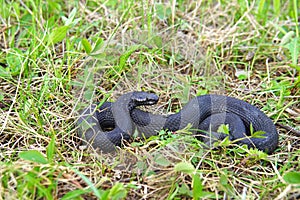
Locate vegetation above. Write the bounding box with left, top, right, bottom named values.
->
left=0, top=0, right=299, bottom=199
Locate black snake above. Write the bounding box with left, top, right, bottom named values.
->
left=77, top=92, right=278, bottom=153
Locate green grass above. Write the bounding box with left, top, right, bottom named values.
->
left=1, top=0, right=300, bottom=199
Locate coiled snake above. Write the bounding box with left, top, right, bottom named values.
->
left=77, top=92, right=278, bottom=153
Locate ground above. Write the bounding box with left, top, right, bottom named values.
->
left=0, top=0, right=299, bottom=199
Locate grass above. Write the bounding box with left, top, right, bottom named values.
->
left=0, top=0, right=299, bottom=199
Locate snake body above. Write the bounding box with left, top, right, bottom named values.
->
left=77, top=92, right=278, bottom=153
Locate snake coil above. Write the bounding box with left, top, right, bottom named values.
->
left=77, top=92, right=278, bottom=153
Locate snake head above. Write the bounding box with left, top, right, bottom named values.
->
left=131, top=92, right=159, bottom=106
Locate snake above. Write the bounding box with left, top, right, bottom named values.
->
left=77, top=91, right=278, bottom=153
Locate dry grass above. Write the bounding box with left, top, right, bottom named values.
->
left=0, top=0, right=299, bottom=199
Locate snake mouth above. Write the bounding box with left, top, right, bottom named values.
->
left=132, top=92, right=159, bottom=106
left=144, top=94, right=159, bottom=105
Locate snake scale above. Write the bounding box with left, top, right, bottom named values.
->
left=77, top=92, right=278, bottom=153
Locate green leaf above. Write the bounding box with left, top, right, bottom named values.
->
left=46, top=135, right=56, bottom=163
left=256, top=0, right=269, bottom=24
left=90, top=37, right=104, bottom=54
left=83, top=89, right=94, bottom=100
left=155, top=4, right=171, bottom=20
left=249, top=123, right=254, bottom=135
left=220, top=174, right=228, bottom=185
left=283, top=172, right=300, bottom=184
left=289, top=63, right=300, bottom=71
left=6, top=48, right=23, bottom=76
left=154, top=154, right=171, bottom=167
left=168, top=183, right=179, bottom=200
left=24, top=99, right=33, bottom=114
left=19, top=150, right=48, bottom=164
left=219, top=173, right=235, bottom=196
left=61, top=189, right=90, bottom=200
left=62, top=8, right=81, bottom=27
left=153, top=35, right=163, bottom=48
left=192, top=174, right=203, bottom=199
left=48, top=26, right=70, bottom=44
left=119, top=45, right=140, bottom=68
left=252, top=130, right=266, bottom=138
left=248, top=149, right=268, bottom=160
left=273, top=0, right=281, bottom=16
left=66, top=8, right=77, bottom=25
left=174, top=162, right=195, bottom=174
left=238, top=74, right=247, bottom=80
left=284, top=37, right=299, bottom=65
left=219, top=136, right=231, bottom=147
left=108, top=183, right=127, bottom=200
left=0, top=66, right=11, bottom=78
left=25, top=173, right=53, bottom=200
left=0, top=93, right=3, bottom=101
left=177, top=183, right=193, bottom=197
left=217, top=124, right=229, bottom=134
left=82, top=38, right=92, bottom=54
left=155, top=4, right=165, bottom=20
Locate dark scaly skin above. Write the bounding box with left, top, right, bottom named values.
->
left=77, top=92, right=278, bottom=153
left=77, top=92, right=158, bottom=153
